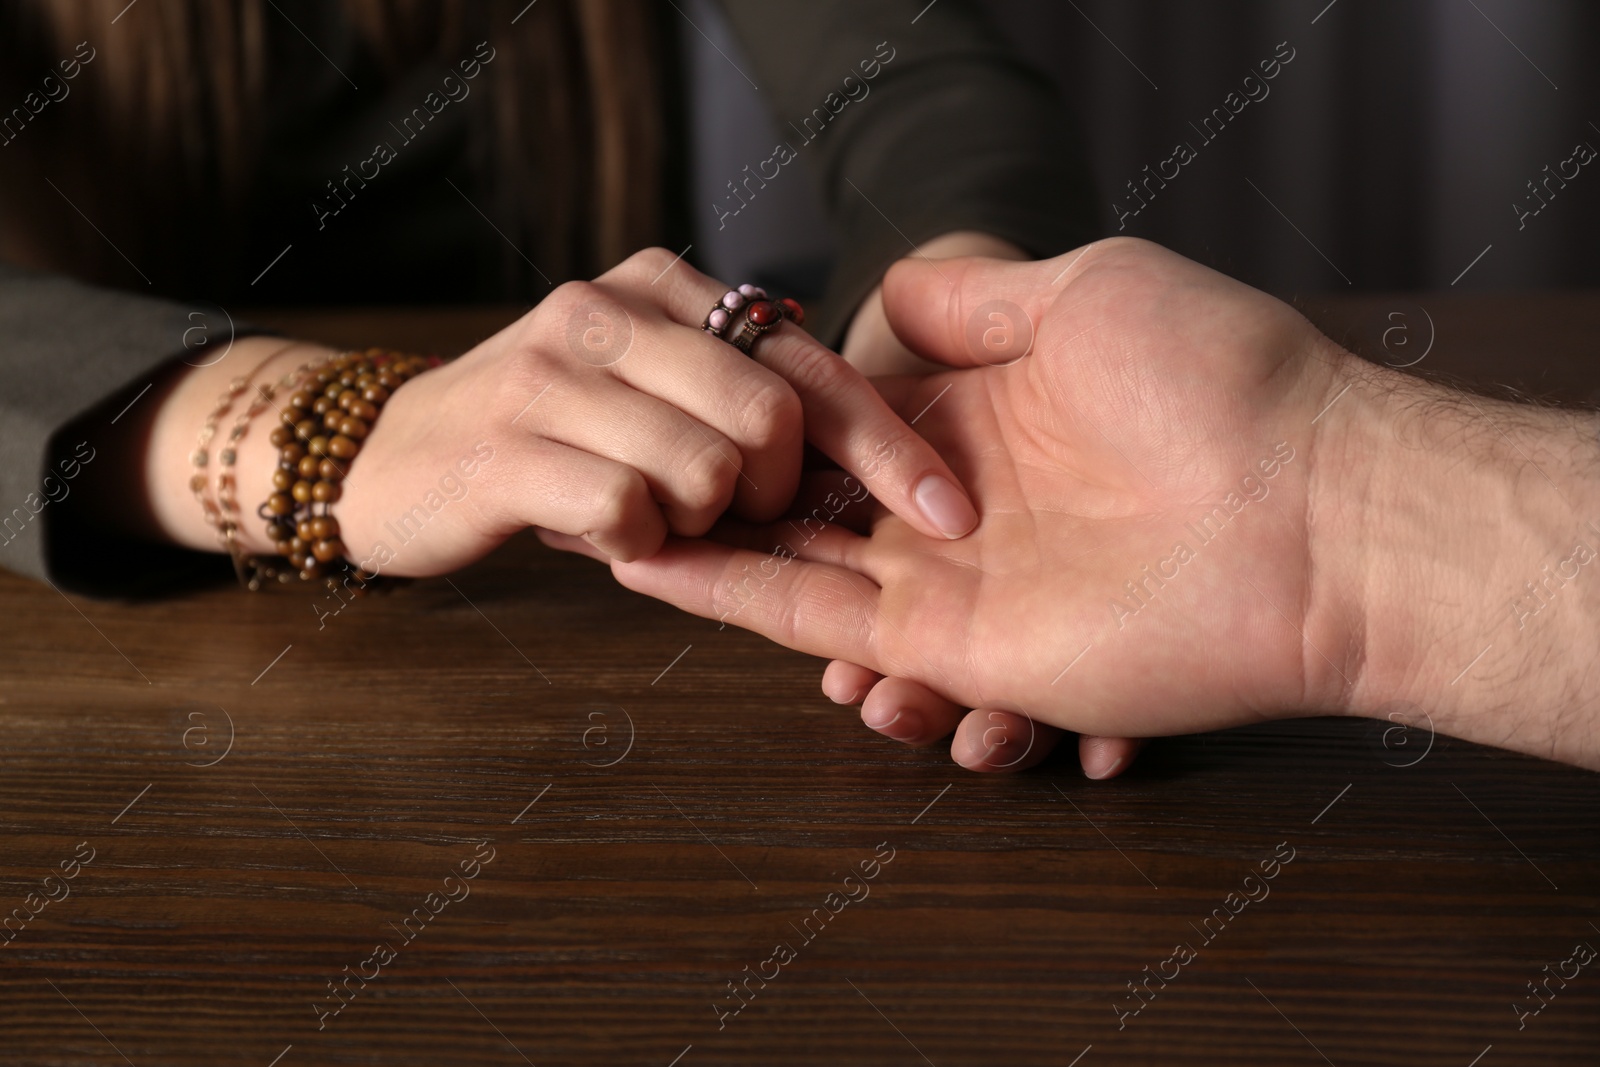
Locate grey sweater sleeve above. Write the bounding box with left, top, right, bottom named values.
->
left=0, top=260, right=251, bottom=591
left=718, top=0, right=1098, bottom=345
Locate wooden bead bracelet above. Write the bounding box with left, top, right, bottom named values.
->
left=252, top=348, right=438, bottom=591
left=192, top=343, right=338, bottom=590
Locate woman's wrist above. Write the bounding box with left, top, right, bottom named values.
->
left=1313, top=351, right=1600, bottom=767
left=145, top=336, right=340, bottom=554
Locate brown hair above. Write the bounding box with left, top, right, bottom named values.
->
left=0, top=0, right=661, bottom=292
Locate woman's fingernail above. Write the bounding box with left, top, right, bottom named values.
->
left=914, top=474, right=978, bottom=539
left=1085, top=755, right=1125, bottom=781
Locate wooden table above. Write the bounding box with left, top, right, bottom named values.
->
left=3, top=294, right=1597, bottom=1066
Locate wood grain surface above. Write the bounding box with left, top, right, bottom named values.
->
left=1, top=294, right=1597, bottom=1066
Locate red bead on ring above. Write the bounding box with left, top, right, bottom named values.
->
left=722, top=294, right=805, bottom=356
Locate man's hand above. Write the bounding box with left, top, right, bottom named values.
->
left=614, top=239, right=1353, bottom=742
left=840, top=230, right=1145, bottom=774
left=612, top=238, right=1600, bottom=773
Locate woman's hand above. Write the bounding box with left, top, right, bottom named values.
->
left=140, top=248, right=978, bottom=578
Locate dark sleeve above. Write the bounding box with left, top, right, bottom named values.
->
left=718, top=0, right=1098, bottom=344
left=0, top=261, right=249, bottom=593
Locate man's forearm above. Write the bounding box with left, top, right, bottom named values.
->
left=1315, top=351, right=1600, bottom=768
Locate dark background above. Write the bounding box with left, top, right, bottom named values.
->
left=694, top=0, right=1600, bottom=299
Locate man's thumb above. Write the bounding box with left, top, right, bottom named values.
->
left=881, top=252, right=1072, bottom=368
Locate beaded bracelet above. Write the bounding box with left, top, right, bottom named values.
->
left=218, top=349, right=338, bottom=589
left=190, top=340, right=304, bottom=547
left=253, top=348, right=438, bottom=593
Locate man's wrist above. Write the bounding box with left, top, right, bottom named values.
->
left=1312, top=351, right=1600, bottom=767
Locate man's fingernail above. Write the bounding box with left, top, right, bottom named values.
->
left=1085, top=755, right=1125, bottom=781
left=914, top=474, right=978, bottom=538
left=876, top=708, right=924, bottom=742
left=827, top=684, right=866, bottom=706
left=863, top=704, right=901, bottom=730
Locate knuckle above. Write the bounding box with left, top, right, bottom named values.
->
left=736, top=378, right=801, bottom=449
left=771, top=594, right=806, bottom=647
left=712, top=555, right=755, bottom=622
left=859, top=425, right=914, bottom=482
left=615, top=246, right=678, bottom=284
left=539, top=280, right=612, bottom=336
left=590, top=465, right=648, bottom=534
left=677, top=437, right=738, bottom=510
left=769, top=572, right=813, bottom=646
left=1087, top=235, right=1146, bottom=256
left=536, top=280, right=636, bottom=368
left=767, top=333, right=855, bottom=401
left=548, top=278, right=605, bottom=314
left=774, top=568, right=856, bottom=649
left=1075, top=236, right=1156, bottom=275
